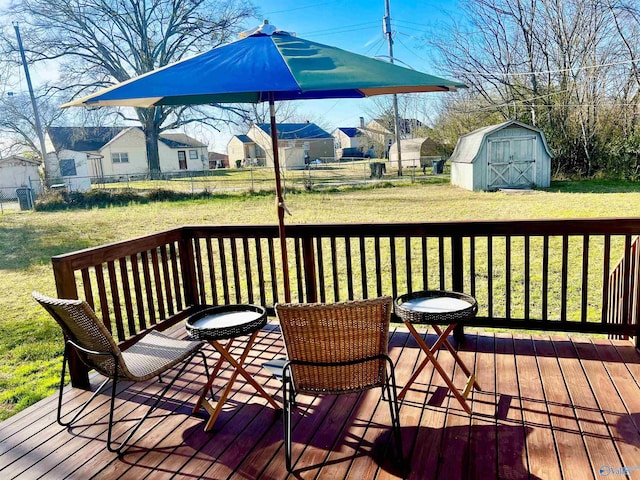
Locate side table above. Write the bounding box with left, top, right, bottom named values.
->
left=394, top=290, right=481, bottom=414
left=186, top=304, right=281, bottom=431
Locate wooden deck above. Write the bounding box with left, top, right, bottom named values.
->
left=2, top=323, right=640, bottom=479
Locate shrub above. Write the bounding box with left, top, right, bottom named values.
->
left=34, top=188, right=215, bottom=211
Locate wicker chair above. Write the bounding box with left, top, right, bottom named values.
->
left=33, top=292, right=208, bottom=454
left=275, top=297, right=402, bottom=472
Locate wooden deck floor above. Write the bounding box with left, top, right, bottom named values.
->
left=1, top=323, right=640, bottom=479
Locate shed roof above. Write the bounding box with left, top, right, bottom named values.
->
left=0, top=155, right=41, bottom=167
left=449, top=120, right=553, bottom=164
left=256, top=123, right=331, bottom=140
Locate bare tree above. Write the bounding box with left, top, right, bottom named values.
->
left=2, top=0, right=256, bottom=177
left=428, top=0, right=640, bottom=176
left=0, top=91, right=66, bottom=155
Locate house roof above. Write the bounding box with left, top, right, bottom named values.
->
left=47, top=127, right=127, bottom=152
left=208, top=151, right=228, bottom=160
left=256, top=123, right=331, bottom=140
left=48, top=126, right=206, bottom=152
left=450, top=120, right=553, bottom=164
left=336, top=127, right=362, bottom=138
left=159, top=133, right=207, bottom=148
left=233, top=135, right=254, bottom=144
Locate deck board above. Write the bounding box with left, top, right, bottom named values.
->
left=1, top=324, right=640, bottom=480
left=514, top=334, right=562, bottom=480
left=553, top=336, right=619, bottom=478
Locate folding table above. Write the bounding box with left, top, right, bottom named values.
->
left=394, top=290, right=481, bottom=414
left=186, top=304, right=281, bottom=431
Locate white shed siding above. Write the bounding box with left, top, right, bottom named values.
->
left=0, top=158, right=42, bottom=196
left=450, top=162, right=474, bottom=191
left=450, top=121, right=552, bottom=191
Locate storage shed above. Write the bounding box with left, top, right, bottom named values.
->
left=389, top=137, right=439, bottom=168
left=450, top=120, right=552, bottom=191
left=0, top=156, right=42, bottom=199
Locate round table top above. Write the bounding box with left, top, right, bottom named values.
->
left=186, top=304, right=267, bottom=341
left=394, top=290, right=477, bottom=325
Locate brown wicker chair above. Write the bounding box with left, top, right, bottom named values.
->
left=275, top=297, right=402, bottom=472
left=33, top=292, right=208, bottom=454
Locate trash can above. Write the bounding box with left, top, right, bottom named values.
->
left=432, top=159, right=444, bottom=174
left=369, top=162, right=386, bottom=179
left=15, top=187, right=33, bottom=210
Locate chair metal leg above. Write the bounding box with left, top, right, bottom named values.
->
left=283, top=364, right=294, bottom=472
left=384, top=356, right=403, bottom=461
left=106, top=350, right=201, bottom=454
left=57, top=345, right=111, bottom=428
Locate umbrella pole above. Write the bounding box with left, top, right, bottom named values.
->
left=270, top=95, right=291, bottom=303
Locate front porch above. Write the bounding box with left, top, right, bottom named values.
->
left=2, top=323, right=639, bottom=479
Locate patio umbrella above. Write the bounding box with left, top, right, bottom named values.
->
left=63, top=21, right=466, bottom=303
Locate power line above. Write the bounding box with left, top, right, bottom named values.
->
left=302, top=25, right=379, bottom=39
left=453, top=57, right=640, bottom=78
left=300, top=21, right=375, bottom=36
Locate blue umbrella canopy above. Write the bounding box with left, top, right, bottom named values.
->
left=63, top=23, right=466, bottom=303
left=63, top=24, right=465, bottom=108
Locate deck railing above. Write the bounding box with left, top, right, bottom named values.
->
left=51, top=218, right=640, bottom=387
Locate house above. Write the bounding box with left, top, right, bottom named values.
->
left=228, top=123, right=334, bottom=169
left=208, top=151, right=229, bottom=169
left=361, top=117, right=424, bottom=158
left=450, top=120, right=553, bottom=191
left=227, top=135, right=264, bottom=167
left=388, top=137, right=440, bottom=168
left=332, top=127, right=366, bottom=159
left=0, top=155, right=42, bottom=199
left=45, top=127, right=209, bottom=186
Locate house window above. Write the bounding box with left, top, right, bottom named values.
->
left=59, top=158, right=77, bottom=177
left=111, top=152, right=129, bottom=163
left=189, top=149, right=198, bottom=160
left=178, top=150, right=187, bottom=170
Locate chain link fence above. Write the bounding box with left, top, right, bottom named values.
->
left=0, top=177, right=44, bottom=212
left=86, top=158, right=448, bottom=195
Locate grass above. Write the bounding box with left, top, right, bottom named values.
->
left=1, top=179, right=640, bottom=421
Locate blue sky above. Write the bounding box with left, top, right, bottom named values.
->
left=249, top=0, right=460, bottom=136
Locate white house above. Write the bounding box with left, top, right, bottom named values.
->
left=0, top=156, right=42, bottom=199
left=229, top=123, right=334, bottom=169
left=227, top=135, right=264, bottom=167
left=332, top=127, right=366, bottom=159
left=45, top=127, right=209, bottom=186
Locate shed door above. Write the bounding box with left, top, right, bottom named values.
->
left=487, top=136, right=536, bottom=189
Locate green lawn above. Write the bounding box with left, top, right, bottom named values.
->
left=1, top=179, right=640, bottom=420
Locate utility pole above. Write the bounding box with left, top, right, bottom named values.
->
left=384, top=0, right=403, bottom=176
left=14, top=23, right=48, bottom=166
